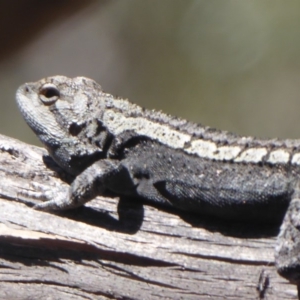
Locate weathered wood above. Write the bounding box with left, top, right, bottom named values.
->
left=0, top=133, right=297, bottom=299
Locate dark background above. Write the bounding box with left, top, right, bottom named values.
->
left=2, top=1, right=300, bottom=146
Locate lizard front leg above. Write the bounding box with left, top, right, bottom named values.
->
left=32, top=159, right=122, bottom=211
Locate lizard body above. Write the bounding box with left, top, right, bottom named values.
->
left=16, top=75, right=300, bottom=286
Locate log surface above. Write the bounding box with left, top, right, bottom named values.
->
left=0, top=134, right=297, bottom=299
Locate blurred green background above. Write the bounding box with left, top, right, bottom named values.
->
left=2, top=0, right=300, bottom=146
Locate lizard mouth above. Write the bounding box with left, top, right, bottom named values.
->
left=16, top=84, right=43, bottom=135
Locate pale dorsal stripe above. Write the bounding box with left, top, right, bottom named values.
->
left=291, top=153, right=300, bottom=165
left=103, top=109, right=300, bottom=165
left=185, top=140, right=241, bottom=160
left=267, top=149, right=290, bottom=164
left=234, top=148, right=267, bottom=163
left=103, top=110, right=191, bottom=148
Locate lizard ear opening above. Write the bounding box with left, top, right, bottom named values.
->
left=39, top=83, right=60, bottom=105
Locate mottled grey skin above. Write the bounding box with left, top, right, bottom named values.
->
left=15, top=76, right=300, bottom=286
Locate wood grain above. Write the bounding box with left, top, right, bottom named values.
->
left=0, top=134, right=297, bottom=299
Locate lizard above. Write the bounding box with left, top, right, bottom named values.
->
left=15, top=75, right=300, bottom=287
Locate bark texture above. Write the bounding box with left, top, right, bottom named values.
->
left=0, top=134, right=297, bottom=299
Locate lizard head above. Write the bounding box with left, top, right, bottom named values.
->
left=16, top=75, right=111, bottom=174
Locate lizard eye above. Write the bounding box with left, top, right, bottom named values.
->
left=39, top=83, right=60, bottom=105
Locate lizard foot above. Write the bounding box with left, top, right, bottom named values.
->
left=20, top=182, right=71, bottom=211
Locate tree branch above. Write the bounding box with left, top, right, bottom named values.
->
left=0, top=134, right=296, bottom=299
